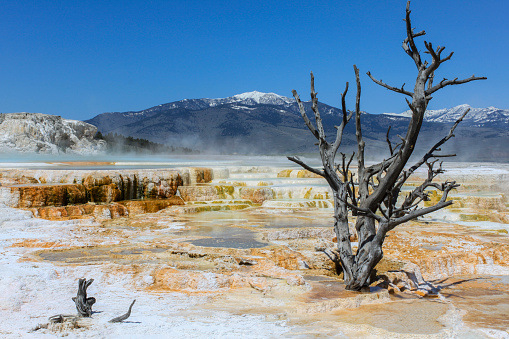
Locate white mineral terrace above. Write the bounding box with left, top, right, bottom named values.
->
left=0, top=156, right=508, bottom=338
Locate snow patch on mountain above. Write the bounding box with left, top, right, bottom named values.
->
left=383, top=104, right=509, bottom=125
left=229, top=91, right=295, bottom=105
left=144, top=91, right=295, bottom=112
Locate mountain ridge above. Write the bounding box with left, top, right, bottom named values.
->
left=383, top=104, right=509, bottom=127
left=83, top=92, right=509, bottom=161
left=88, top=92, right=509, bottom=129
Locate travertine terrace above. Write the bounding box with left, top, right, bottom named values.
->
left=0, top=156, right=508, bottom=337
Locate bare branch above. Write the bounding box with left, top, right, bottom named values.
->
left=310, top=72, right=326, bottom=143
left=378, top=203, right=390, bottom=220
left=423, top=41, right=455, bottom=76
left=386, top=126, right=393, bottom=156
left=395, top=160, right=445, bottom=214
left=388, top=201, right=453, bottom=229
left=341, top=152, right=357, bottom=208
left=287, top=156, right=325, bottom=177
left=402, top=1, right=424, bottom=67
left=388, top=181, right=458, bottom=230
left=338, top=152, right=356, bottom=182
left=292, top=89, right=319, bottom=140
left=365, top=153, right=398, bottom=177
left=346, top=152, right=355, bottom=173
left=426, top=75, right=487, bottom=95
left=341, top=82, right=349, bottom=126
left=433, top=154, right=456, bottom=158
left=348, top=172, right=357, bottom=206
left=392, top=197, right=424, bottom=215
left=402, top=108, right=470, bottom=181
left=353, top=65, right=365, bottom=177
left=337, top=195, right=384, bottom=222
left=367, top=71, right=414, bottom=97
left=332, top=82, right=354, bottom=156
left=339, top=153, right=348, bottom=182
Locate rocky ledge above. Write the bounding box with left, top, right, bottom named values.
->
left=0, top=167, right=213, bottom=211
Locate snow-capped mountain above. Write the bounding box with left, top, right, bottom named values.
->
left=227, top=91, right=295, bottom=106
left=85, top=91, right=298, bottom=134
left=383, top=104, right=509, bottom=127
left=85, top=93, right=509, bottom=159
left=148, top=91, right=294, bottom=111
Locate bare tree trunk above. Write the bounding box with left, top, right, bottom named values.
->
left=333, top=190, right=353, bottom=284
left=344, top=220, right=384, bottom=290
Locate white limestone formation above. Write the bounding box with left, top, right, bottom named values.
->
left=0, top=113, right=106, bottom=154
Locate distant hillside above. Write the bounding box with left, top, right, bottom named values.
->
left=95, top=132, right=198, bottom=154
left=0, top=113, right=105, bottom=154
left=86, top=92, right=509, bottom=162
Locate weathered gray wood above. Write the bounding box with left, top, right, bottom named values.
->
left=289, top=1, right=486, bottom=291
left=48, top=314, right=78, bottom=323
left=71, top=278, right=96, bottom=317
left=108, top=300, right=136, bottom=323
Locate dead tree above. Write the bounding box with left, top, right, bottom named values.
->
left=289, top=1, right=486, bottom=291
left=72, top=278, right=96, bottom=317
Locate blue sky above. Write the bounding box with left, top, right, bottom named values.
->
left=0, top=1, right=506, bottom=120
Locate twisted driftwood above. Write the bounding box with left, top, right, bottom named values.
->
left=48, top=314, right=78, bottom=323
left=109, top=299, right=136, bottom=323
left=32, top=278, right=137, bottom=333
left=71, top=278, right=96, bottom=317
